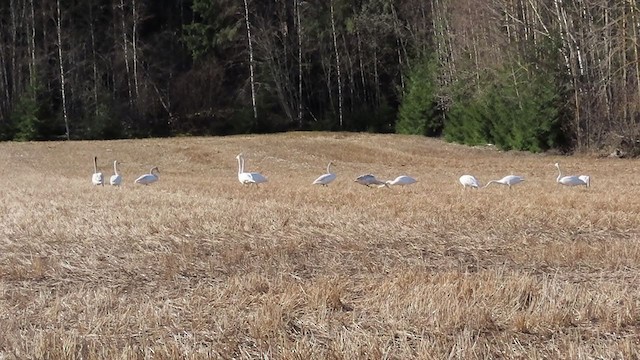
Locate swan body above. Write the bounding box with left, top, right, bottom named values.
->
left=385, top=175, right=417, bottom=187
left=484, top=175, right=525, bottom=189
left=312, top=162, right=336, bottom=186
left=236, top=154, right=268, bottom=186
left=92, top=156, right=104, bottom=186
left=134, top=166, right=159, bottom=185
left=555, top=163, right=588, bottom=187
left=110, top=160, right=122, bottom=186
left=459, top=175, right=480, bottom=189
left=354, top=174, right=386, bottom=187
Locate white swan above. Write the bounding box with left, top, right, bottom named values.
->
left=312, top=162, right=336, bottom=186
left=383, top=175, right=417, bottom=187
left=483, top=175, right=525, bottom=189
left=459, top=175, right=480, bottom=189
left=555, top=163, right=588, bottom=187
left=134, top=166, right=159, bottom=185
left=354, top=174, right=387, bottom=187
left=110, top=160, right=122, bottom=186
left=91, top=156, right=104, bottom=186
left=236, top=153, right=268, bottom=186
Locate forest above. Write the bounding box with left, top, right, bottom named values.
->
left=1, top=0, right=640, bottom=153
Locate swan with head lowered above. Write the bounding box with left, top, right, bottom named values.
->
left=483, top=175, right=525, bottom=189
left=459, top=175, right=480, bottom=189
left=354, top=174, right=387, bottom=187
left=134, top=166, right=159, bottom=185
left=110, top=160, right=122, bottom=186
left=555, top=163, right=588, bottom=187
left=382, top=175, right=417, bottom=187
left=236, top=153, right=268, bottom=186
left=312, top=161, right=336, bottom=186
left=91, top=156, right=104, bottom=186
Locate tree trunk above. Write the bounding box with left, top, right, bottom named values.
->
left=330, top=0, right=343, bottom=128
left=243, top=0, right=258, bottom=121
left=356, top=28, right=367, bottom=104
left=296, top=0, right=303, bottom=127
left=56, top=0, right=70, bottom=140
left=132, top=0, right=140, bottom=101
left=9, top=0, right=17, bottom=97
left=119, top=0, right=133, bottom=105
left=89, top=0, right=99, bottom=116
left=0, top=38, right=9, bottom=119
left=29, top=0, right=36, bottom=87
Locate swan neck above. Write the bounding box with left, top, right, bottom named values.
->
left=113, top=161, right=118, bottom=175
left=94, top=157, right=98, bottom=172
left=237, top=156, right=244, bottom=174
left=327, top=162, right=332, bottom=174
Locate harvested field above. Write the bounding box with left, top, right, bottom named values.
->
left=1, top=132, right=639, bottom=359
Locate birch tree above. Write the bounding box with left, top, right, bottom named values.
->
left=330, top=0, right=343, bottom=128
left=56, top=0, right=70, bottom=139
left=242, top=0, right=258, bottom=121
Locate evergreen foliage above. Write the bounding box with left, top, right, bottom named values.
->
left=444, top=65, right=563, bottom=152
left=396, top=56, right=442, bottom=136
left=12, top=82, right=44, bottom=141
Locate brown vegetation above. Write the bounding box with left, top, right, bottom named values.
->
left=1, top=132, right=639, bottom=359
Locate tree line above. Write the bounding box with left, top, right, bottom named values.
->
left=1, top=0, right=640, bottom=153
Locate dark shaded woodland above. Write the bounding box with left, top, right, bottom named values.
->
left=2, top=0, right=640, bottom=153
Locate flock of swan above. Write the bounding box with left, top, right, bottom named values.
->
left=91, top=156, right=159, bottom=186
left=459, top=163, right=589, bottom=189
left=91, top=153, right=591, bottom=189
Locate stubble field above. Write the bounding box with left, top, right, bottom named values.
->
left=1, top=132, right=640, bottom=359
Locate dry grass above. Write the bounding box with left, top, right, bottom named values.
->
left=1, top=132, right=639, bottom=359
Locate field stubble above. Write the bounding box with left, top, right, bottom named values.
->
left=0, top=133, right=639, bottom=359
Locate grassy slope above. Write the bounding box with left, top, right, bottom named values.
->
left=0, top=132, right=639, bottom=359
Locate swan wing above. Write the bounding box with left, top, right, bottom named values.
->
left=135, top=174, right=158, bottom=185
left=395, top=175, right=417, bottom=185
left=313, top=173, right=336, bottom=185
left=502, top=175, right=524, bottom=185
left=559, top=175, right=585, bottom=186
left=110, top=175, right=122, bottom=186
left=355, top=174, right=375, bottom=185
left=249, top=172, right=268, bottom=183
left=459, top=175, right=479, bottom=188
left=239, top=172, right=267, bottom=184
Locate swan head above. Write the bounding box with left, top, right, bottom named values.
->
left=151, top=166, right=159, bottom=174
left=554, top=162, right=560, bottom=168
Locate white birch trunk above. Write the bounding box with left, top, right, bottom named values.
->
left=0, top=46, right=9, bottom=114
left=296, top=0, right=303, bottom=126
left=9, top=0, right=17, bottom=96
left=120, top=0, right=133, bottom=105
left=330, top=0, right=343, bottom=128
left=56, top=0, right=70, bottom=140
left=89, top=1, right=99, bottom=116
left=29, top=0, right=36, bottom=86
left=243, top=0, right=258, bottom=120
left=132, top=0, right=140, bottom=100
